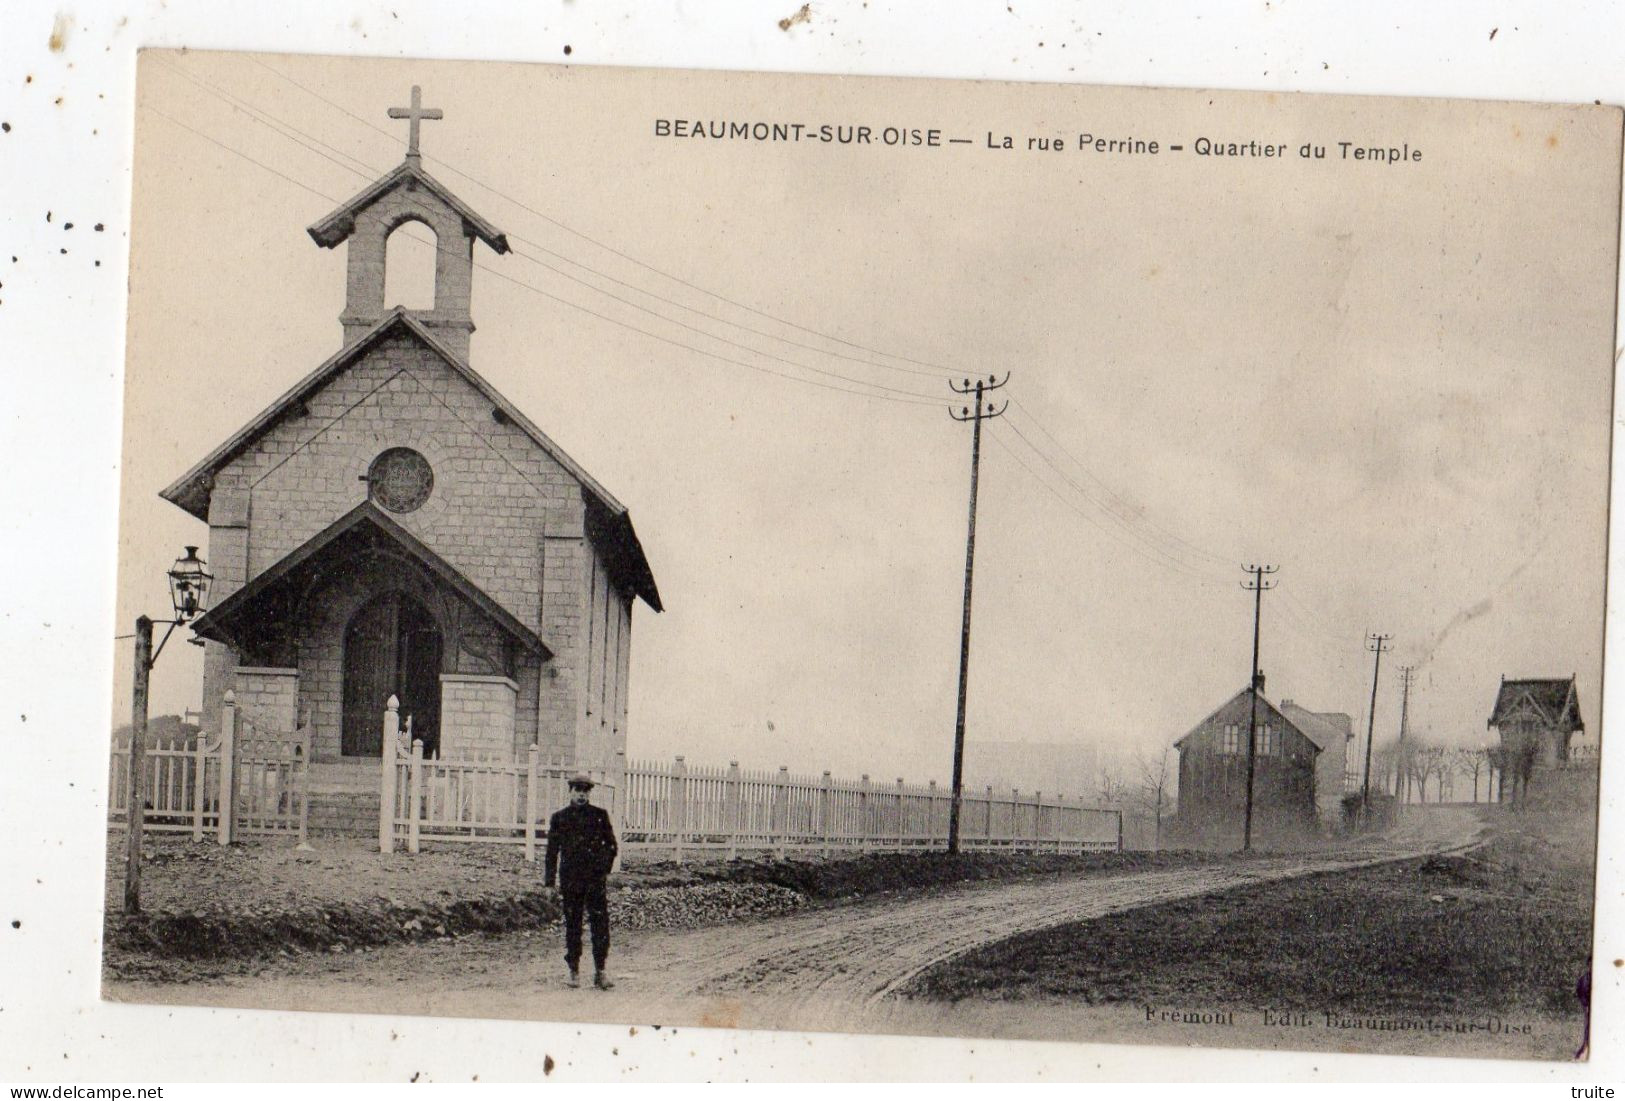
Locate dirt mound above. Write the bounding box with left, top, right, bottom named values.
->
left=673, top=849, right=1216, bottom=900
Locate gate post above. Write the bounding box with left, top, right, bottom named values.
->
left=407, top=738, right=424, bottom=855
left=524, top=744, right=540, bottom=863
left=217, top=691, right=237, bottom=846
left=191, top=724, right=208, bottom=842
left=379, top=696, right=399, bottom=854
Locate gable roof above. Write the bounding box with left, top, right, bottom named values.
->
left=189, top=499, right=549, bottom=658
left=160, top=309, right=662, bottom=612
left=306, top=159, right=511, bottom=254
left=1488, top=675, right=1582, bottom=731
left=1173, top=685, right=1320, bottom=755
left=1276, top=702, right=1353, bottom=753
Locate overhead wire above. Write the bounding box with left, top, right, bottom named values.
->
left=142, top=106, right=946, bottom=410
left=149, top=58, right=1409, bottom=668
left=241, top=55, right=948, bottom=381
left=148, top=59, right=948, bottom=404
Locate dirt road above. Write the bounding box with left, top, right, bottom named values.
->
left=109, top=806, right=1496, bottom=1046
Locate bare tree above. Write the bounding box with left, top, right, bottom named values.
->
left=1096, top=764, right=1134, bottom=807
left=1406, top=744, right=1448, bottom=802
left=1133, top=746, right=1173, bottom=850
left=1454, top=746, right=1489, bottom=803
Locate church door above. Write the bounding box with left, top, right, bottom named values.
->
left=341, top=592, right=443, bottom=757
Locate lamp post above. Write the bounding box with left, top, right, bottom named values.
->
left=124, top=546, right=212, bottom=914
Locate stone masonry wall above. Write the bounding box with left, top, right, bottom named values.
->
left=231, top=667, right=300, bottom=734
left=197, top=331, right=586, bottom=763
left=439, top=674, right=518, bottom=758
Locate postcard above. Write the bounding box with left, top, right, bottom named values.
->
left=98, top=50, right=1620, bottom=1067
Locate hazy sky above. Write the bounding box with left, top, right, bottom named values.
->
left=115, top=53, right=1620, bottom=789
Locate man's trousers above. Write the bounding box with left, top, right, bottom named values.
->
left=561, top=877, right=610, bottom=971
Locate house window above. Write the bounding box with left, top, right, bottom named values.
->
left=1254, top=722, right=1278, bottom=756
left=1221, top=723, right=1240, bottom=755
left=368, top=448, right=434, bottom=513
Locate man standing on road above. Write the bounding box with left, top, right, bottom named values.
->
left=544, top=773, right=619, bottom=989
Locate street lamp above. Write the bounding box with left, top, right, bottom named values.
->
left=124, top=546, right=212, bottom=914
left=167, top=545, right=212, bottom=626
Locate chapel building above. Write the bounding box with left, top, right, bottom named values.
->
left=163, top=90, right=661, bottom=833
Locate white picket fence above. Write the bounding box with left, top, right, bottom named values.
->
left=378, top=699, right=609, bottom=858
left=620, top=757, right=1122, bottom=858
left=108, top=690, right=309, bottom=844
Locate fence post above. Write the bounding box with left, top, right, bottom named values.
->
left=191, top=724, right=208, bottom=843
left=613, top=748, right=627, bottom=839
left=895, top=778, right=906, bottom=848
left=295, top=737, right=310, bottom=848
left=407, top=739, right=424, bottom=855
left=1116, top=808, right=1124, bottom=852
left=859, top=775, right=871, bottom=851
left=672, top=756, right=688, bottom=864
left=1010, top=788, right=1020, bottom=845
left=378, top=695, right=399, bottom=854
left=984, top=784, right=994, bottom=846
left=726, top=761, right=742, bottom=860
left=927, top=780, right=938, bottom=848
left=819, top=771, right=833, bottom=856
left=524, top=744, right=540, bottom=863
left=217, top=691, right=237, bottom=846
left=774, top=766, right=790, bottom=856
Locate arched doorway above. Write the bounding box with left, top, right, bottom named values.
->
left=341, top=591, right=443, bottom=757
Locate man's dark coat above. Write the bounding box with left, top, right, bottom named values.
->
left=544, top=802, right=619, bottom=887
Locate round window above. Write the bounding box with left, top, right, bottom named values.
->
left=368, top=448, right=434, bottom=513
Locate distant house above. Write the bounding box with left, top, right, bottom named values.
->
left=1173, top=676, right=1320, bottom=844
left=1278, top=700, right=1354, bottom=825
left=1488, top=675, right=1585, bottom=805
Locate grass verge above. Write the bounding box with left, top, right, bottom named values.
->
left=901, top=812, right=1594, bottom=1020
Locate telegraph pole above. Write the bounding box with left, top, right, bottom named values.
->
left=1393, top=665, right=1415, bottom=803
left=946, top=372, right=1009, bottom=855
left=1240, top=564, right=1278, bottom=852
left=1360, top=633, right=1392, bottom=823
left=125, top=615, right=153, bottom=914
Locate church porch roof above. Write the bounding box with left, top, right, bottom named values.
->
left=189, top=499, right=551, bottom=659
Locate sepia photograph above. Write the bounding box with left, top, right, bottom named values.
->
left=86, top=50, right=1621, bottom=1067
left=4, top=9, right=1624, bottom=1082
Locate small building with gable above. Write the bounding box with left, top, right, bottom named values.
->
left=164, top=89, right=661, bottom=833
left=1488, top=675, right=1586, bottom=806
left=1172, top=676, right=1322, bottom=845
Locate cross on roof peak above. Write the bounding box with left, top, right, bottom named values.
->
left=388, top=85, right=443, bottom=159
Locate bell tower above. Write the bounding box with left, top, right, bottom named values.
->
left=306, top=86, right=510, bottom=362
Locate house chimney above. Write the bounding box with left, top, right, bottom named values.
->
left=1253, top=671, right=1266, bottom=694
